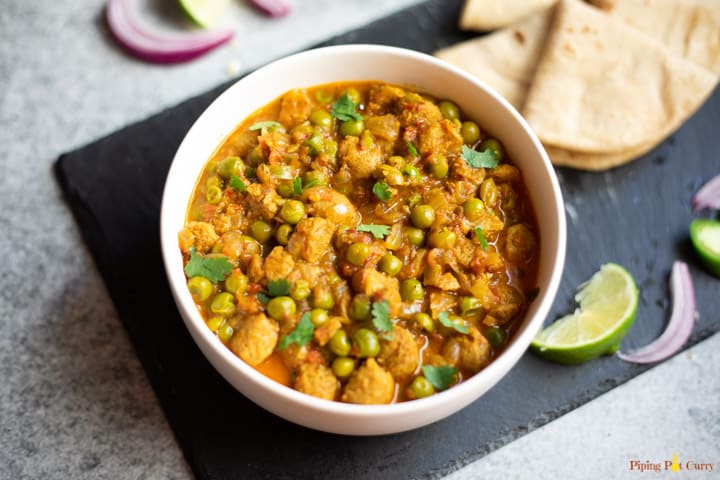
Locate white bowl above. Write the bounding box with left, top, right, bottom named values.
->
left=160, top=44, right=566, bottom=435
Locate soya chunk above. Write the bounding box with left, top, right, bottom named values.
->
left=341, top=358, right=395, bottom=405
left=229, top=313, right=279, bottom=366
left=294, top=363, right=338, bottom=401
left=378, top=326, right=420, bottom=380
left=338, top=132, right=384, bottom=179
left=352, top=269, right=402, bottom=316
left=263, top=246, right=296, bottom=281
left=287, top=217, right=335, bottom=263
left=245, top=183, right=282, bottom=220
left=179, top=221, right=219, bottom=254
left=443, top=327, right=491, bottom=372
left=301, top=186, right=360, bottom=226
left=277, top=89, right=313, bottom=129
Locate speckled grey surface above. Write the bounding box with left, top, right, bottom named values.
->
left=1, top=0, right=718, bottom=479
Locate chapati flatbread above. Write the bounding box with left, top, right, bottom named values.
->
left=436, top=8, right=554, bottom=110
left=546, top=140, right=659, bottom=171
left=459, top=0, right=557, bottom=31
left=598, top=0, right=720, bottom=74
left=522, top=0, right=718, bottom=154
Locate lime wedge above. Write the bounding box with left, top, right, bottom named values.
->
left=690, top=218, right=720, bottom=277
left=179, top=0, right=229, bottom=28
left=531, top=263, right=638, bottom=364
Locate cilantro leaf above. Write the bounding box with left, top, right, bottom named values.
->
left=371, top=300, right=393, bottom=339
left=461, top=144, right=499, bottom=169
left=229, top=175, right=246, bottom=192
left=257, top=292, right=270, bottom=304
left=407, top=141, right=418, bottom=157
left=357, top=224, right=392, bottom=239
left=184, top=247, right=234, bottom=283
left=474, top=226, right=489, bottom=251
left=438, top=311, right=469, bottom=334
left=267, top=279, right=291, bottom=297
left=249, top=120, right=281, bottom=131
left=422, top=365, right=458, bottom=390
left=292, top=177, right=303, bottom=195
left=372, top=181, right=393, bottom=202
left=302, top=178, right=321, bottom=190
left=279, top=313, right=314, bottom=350
left=330, top=93, right=363, bottom=122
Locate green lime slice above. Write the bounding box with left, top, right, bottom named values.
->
left=179, top=0, right=229, bottom=28
left=690, top=218, right=720, bottom=277
left=531, top=263, right=638, bottom=364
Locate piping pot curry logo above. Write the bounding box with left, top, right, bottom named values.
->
left=629, top=454, right=715, bottom=473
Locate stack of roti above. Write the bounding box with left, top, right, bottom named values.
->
left=436, top=0, right=720, bottom=170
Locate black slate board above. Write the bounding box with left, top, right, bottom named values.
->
left=55, top=0, right=720, bottom=478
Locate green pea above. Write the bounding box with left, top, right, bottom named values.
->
left=329, top=329, right=351, bottom=356
left=276, top=182, right=295, bottom=198
left=343, top=88, right=362, bottom=106
left=428, top=228, right=457, bottom=249
left=315, top=90, right=334, bottom=105
left=413, top=313, right=435, bottom=332
left=206, top=316, right=224, bottom=332
left=217, top=323, right=234, bottom=343
left=224, top=271, right=248, bottom=295
left=411, top=204, right=435, bottom=229
left=480, top=138, right=505, bottom=162
left=246, top=147, right=264, bottom=167
left=484, top=327, right=507, bottom=348
left=401, top=279, right=424, bottom=302
left=205, top=185, right=223, bottom=204
left=266, top=296, right=296, bottom=321
left=378, top=254, right=403, bottom=277
left=461, top=121, right=481, bottom=145
left=460, top=296, right=482, bottom=315
left=401, top=165, right=421, bottom=182
left=405, top=227, right=425, bottom=247
left=218, top=156, right=244, bottom=179
left=407, top=192, right=422, bottom=208
left=280, top=200, right=306, bottom=225
left=438, top=100, right=460, bottom=120
left=332, top=357, right=355, bottom=379
left=188, top=276, right=213, bottom=302
left=352, top=328, right=380, bottom=358
left=346, top=242, right=370, bottom=266
left=291, top=280, right=311, bottom=301
left=310, top=308, right=329, bottom=327
left=309, top=109, right=333, bottom=129
left=313, top=289, right=335, bottom=310
left=410, top=376, right=435, bottom=398
left=305, top=134, right=324, bottom=156
left=463, top=198, right=484, bottom=221
left=238, top=235, right=261, bottom=256
left=276, top=224, right=293, bottom=245
left=303, top=170, right=329, bottom=188
left=210, top=292, right=236, bottom=316
left=349, top=294, right=372, bottom=321
left=428, top=154, right=449, bottom=179
left=250, top=220, right=273, bottom=243
left=340, top=119, right=364, bottom=137
left=206, top=176, right=222, bottom=190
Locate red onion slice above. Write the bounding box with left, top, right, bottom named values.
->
left=106, top=0, right=234, bottom=64
left=618, top=262, right=696, bottom=364
left=249, top=0, right=292, bottom=17
left=692, top=173, right=720, bottom=212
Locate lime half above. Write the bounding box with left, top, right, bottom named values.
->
left=179, top=0, right=229, bottom=28
left=531, top=263, right=639, bottom=364
left=690, top=218, right=720, bottom=277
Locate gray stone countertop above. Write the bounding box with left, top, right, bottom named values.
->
left=1, top=1, right=717, bottom=478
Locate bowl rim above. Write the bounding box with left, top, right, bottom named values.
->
left=160, top=44, right=566, bottom=421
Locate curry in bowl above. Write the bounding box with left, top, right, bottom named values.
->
left=179, top=82, right=539, bottom=404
